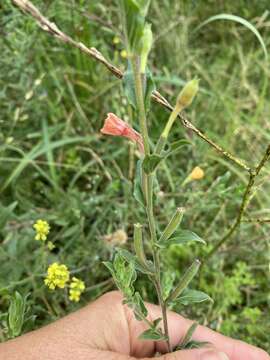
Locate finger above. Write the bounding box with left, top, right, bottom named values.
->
left=156, top=348, right=230, bottom=360
left=147, top=303, right=270, bottom=360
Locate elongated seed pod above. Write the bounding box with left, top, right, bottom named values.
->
left=134, top=223, right=148, bottom=268
left=167, top=259, right=201, bottom=303
left=158, top=207, right=185, bottom=243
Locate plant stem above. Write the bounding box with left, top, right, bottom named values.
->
left=131, top=56, right=171, bottom=352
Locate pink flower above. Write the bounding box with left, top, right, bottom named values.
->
left=100, top=113, right=144, bottom=153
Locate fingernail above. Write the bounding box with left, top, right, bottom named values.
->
left=217, top=352, right=230, bottom=360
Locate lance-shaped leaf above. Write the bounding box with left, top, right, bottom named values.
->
left=176, top=289, right=213, bottom=306
left=133, top=159, right=145, bottom=207
left=159, top=230, right=205, bottom=248
left=117, top=248, right=154, bottom=274
left=167, top=260, right=201, bottom=303
left=180, top=323, right=198, bottom=349
left=103, top=252, right=137, bottom=298
left=123, top=64, right=156, bottom=112
left=120, top=0, right=151, bottom=54
left=139, top=328, right=168, bottom=341
left=158, top=208, right=185, bottom=244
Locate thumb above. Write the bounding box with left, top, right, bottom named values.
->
left=157, top=348, right=230, bottom=360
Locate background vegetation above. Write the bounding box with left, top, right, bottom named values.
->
left=0, top=0, right=269, bottom=351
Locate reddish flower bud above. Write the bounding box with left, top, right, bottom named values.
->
left=100, top=113, right=144, bottom=153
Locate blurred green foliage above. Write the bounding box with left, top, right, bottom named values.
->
left=0, top=0, right=269, bottom=351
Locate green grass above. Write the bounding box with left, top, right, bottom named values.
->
left=0, top=0, right=269, bottom=351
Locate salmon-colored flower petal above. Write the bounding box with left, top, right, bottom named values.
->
left=101, top=113, right=144, bottom=153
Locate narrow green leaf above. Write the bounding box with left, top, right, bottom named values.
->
left=165, top=139, right=191, bottom=157
left=139, top=328, right=167, bottom=341
left=159, top=230, right=206, bottom=248
left=117, top=248, right=154, bottom=274
left=181, top=323, right=198, bottom=348
left=177, top=289, right=213, bottom=306
left=133, top=159, right=145, bottom=207
left=196, top=14, right=268, bottom=59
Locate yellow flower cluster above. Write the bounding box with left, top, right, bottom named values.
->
left=69, top=277, right=86, bottom=302
left=33, top=219, right=50, bottom=241
left=44, top=264, right=85, bottom=302
left=44, top=263, right=70, bottom=290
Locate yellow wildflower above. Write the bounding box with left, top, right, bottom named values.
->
left=44, top=263, right=70, bottom=290
left=190, top=166, right=204, bottom=180
left=120, top=49, right=128, bottom=59
left=47, top=241, right=55, bottom=251
left=33, top=219, right=50, bottom=241
left=69, top=277, right=85, bottom=302
left=113, top=36, right=120, bottom=45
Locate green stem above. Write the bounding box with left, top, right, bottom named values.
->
left=131, top=56, right=171, bottom=352
left=155, top=107, right=181, bottom=155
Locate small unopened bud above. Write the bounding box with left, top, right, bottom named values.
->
left=176, top=78, right=199, bottom=110
left=190, top=166, right=204, bottom=180
left=159, top=207, right=185, bottom=243
left=140, top=23, right=153, bottom=73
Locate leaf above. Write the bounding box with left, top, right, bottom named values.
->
left=159, top=230, right=205, bottom=248
left=117, top=248, right=154, bottom=274
left=181, top=323, right=198, bottom=348
left=123, top=62, right=137, bottom=109
left=183, top=340, right=210, bottom=349
left=103, top=253, right=137, bottom=297
left=176, top=289, right=213, bottom=306
left=8, top=292, right=26, bottom=338
left=196, top=14, right=268, bottom=59
left=133, top=292, right=148, bottom=319
left=143, top=69, right=156, bottom=112
left=123, top=65, right=156, bottom=112
left=133, top=159, right=145, bottom=207
left=120, top=0, right=151, bottom=51
left=165, top=139, right=192, bottom=157
left=139, top=328, right=167, bottom=341
left=142, top=154, right=163, bottom=174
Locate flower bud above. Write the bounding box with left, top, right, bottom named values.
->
left=158, top=207, right=185, bottom=243
left=176, top=78, right=199, bottom=110
left=140, top=23, right=153, bottom=73
left=190, top=166, right=204, bottom=180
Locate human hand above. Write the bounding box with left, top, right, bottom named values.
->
left=1, top=291, right=269, bottom=360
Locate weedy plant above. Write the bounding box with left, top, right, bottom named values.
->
left=101, top=1, right=209, bottom=352
left=8, top=0, right=270, bottom=352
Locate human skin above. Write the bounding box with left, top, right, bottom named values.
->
left=0, top=291, right=269, bottom=360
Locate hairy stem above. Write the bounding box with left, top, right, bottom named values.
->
left=131, top=57, right=171, bottom=352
